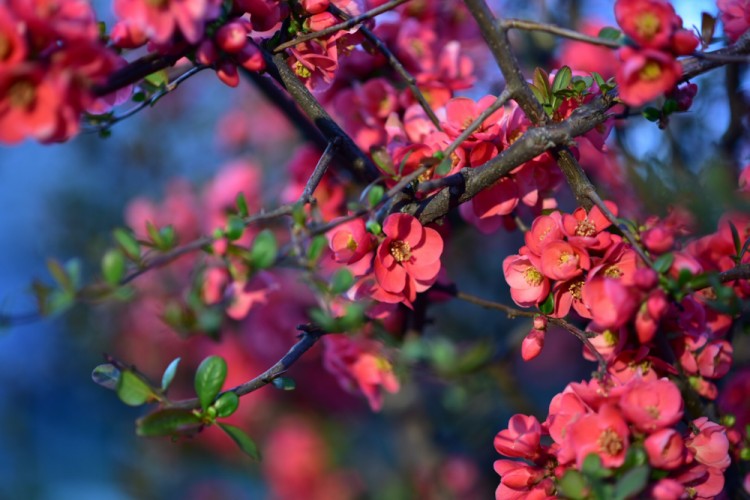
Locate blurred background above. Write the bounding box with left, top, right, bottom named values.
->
left=0, top=0, right=738, bottom=498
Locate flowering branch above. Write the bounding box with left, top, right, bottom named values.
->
left=273, top=0, right=409, bottom=53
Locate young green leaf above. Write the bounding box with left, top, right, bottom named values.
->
left=214, top=391, right=240, bottom=418
left=330, top=268, right=354, bottom=294
left=642, top=107, right=661, bottom=122
left=116, top=370, right=155, bottom=406
left=653, top=253, right=675, bottom=274
left=114, top=228, right=141, bottom=260
left=558, top=469, right=587, bottom=500
left=367, top=185, right=385, bottom=208
left=613, top=465, right=650, bottom=500
left=235, top=192, right=249, bottom=218
left=729, top=221, right=742, bottom=260
left=250, top=229, right=277, bottom=269
left=218, top=423, right=261, bottom=460
left=101, top=249, right=126, bottom=286
left=552, top=66, right=572, bottom=94
left=701, top=12, right=716, bottom=46
left=307, top=235, right=327, bottom=263
left=194, top=355, right=228, bottom=411
left=598, top=26, right=622, bottom=41
left=435, top=157, right=452, bottom=176
left=225, top=215, right=245, bottom=241
left=136, top=409, right=203, bottom=437
left=47, top=259, right=73, bottom=293
left=161, top=357, right=181, bottom=392
left=92, top=363, right=120, bottom=391
left=533, top=67, right=551, bottom=102
left=538, top=292, right=555, bottom=315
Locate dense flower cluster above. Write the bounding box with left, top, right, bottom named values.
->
left=0, top=1, right=122, bottom=143
left=614, top=0, right=699, bottom=106
left=494, top=375, right=730, bottom=499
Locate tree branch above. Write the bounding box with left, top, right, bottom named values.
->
left=500, top=18, right=621, bottom=49
left=168, top=324, right=326, bottom=410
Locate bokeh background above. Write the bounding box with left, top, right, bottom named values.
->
left=0, top=0, right=737, bottom=498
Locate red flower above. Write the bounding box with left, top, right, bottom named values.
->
left=373, top=213, right=443, bottom=306
left=718, top=0, right=750, bottom=42
left=619, top=378, right=684, bottom=432
left=615, top=0, right=681, bottom=49
left=616, top=47, right=681, bottom=107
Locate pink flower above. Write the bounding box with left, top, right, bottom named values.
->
left=565, top=403, right=630, bottom=468
left=373, top=213, right=443, bottom=306
left=649, top=479, right=685, bottom=500
left=441, top=95, right=503, bottom=144
left=718, top=0, right=750, bottom=42
left=539, top=241, right=590, bottom=282
left=615, top=0, right=681, bottom=49
left=686, top=417, right=731, bottom=471
left=323, top=334, right=400, bottom=411
left=582, top=276, right=638, bottom=329
left=525, top=212, right=564, bottom=256
left=644, top=428, right=685, bottom=470
left=561, top=202, right=616, bottom=250
left=114, top=0, right=220, bottom=45
left=327, top=218, right=376, bottom=276
left=493, top=460, right=553, bottom=500
left=696, top=340, right=733, bottom=379
left=494, top=414, right=543, bottom=459
left=619, top=378, right=683, bottom=432
left=616, top=47, right=681, bottom=107
left=503, top=254, right=550, bottom=308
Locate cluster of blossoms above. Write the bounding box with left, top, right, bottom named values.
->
left=494, top=374, right=731, bottom=499
left=613, top=0, right=699, bottom=106
left=0, top=1, right=122, bottom=143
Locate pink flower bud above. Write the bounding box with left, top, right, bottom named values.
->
left=196, top=39, right=219, bottom=65
left=301, top=0, right=329, bottom=14
left=216, top=20, right=248, bottom=53
left=521, top=329, right=545, bottom=361
left=216, top=62, right=239, bottom=87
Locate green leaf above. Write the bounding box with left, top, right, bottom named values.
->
left=739, top=236, right=750, bottom=262
left=367, top=185, right=385, bottom=208
left=47, top=259, right=73, bottom=293
left=116, top=370, right=155, bottom=406
left=435, top=157, right=452, bottom=176
left=236, top=193, right=249, bottom=218
left=552, top=66, right=572, bottom=94
left=214, top=391, right=239, bottom=418
left=538, top=292, right=555, bottom=315
left=529, top=84, right=547, bottom=105
left=307, top=235, right=327, bottom=263
left=598, top=26, right=622, bottom=41
left=642, top=107, right=661, bottom=122
left=330, top=268, right=354, bottom=294
left=161, top=357, right=181, bottom=392
left=662, top=98, right=678, bottom=115
left=591, top=72, right=606, bottom=88
left=729, top=221, right=742, bottom=259
left=533, top=67, right=551, bottom=102
left=194, top=355, right=227, bottom=411
left=366, top=220, right=382, bottom=235
left=102, top=249, right=126, bottom=286
left=272, top=377, right=297, bottom=391
left=146, top=221, right=161, bottom=248
left=309, top=308, right=336, bottom=332
left=92, top=363, right=120, bottom=391
left=225, top=215, right=245, bottom=241
left=114, top=228, right=140, bottom=260
left=132, top=91, right=146, bottom=103
left=144, top=69, right=169, bottom=88
left=250, top=230, right=277, bottom=269
left=136, top=409, right=203, bottom=437
left=338, top=303, right=365, bottom=332
left=218, top=423, right=261, bottom=460
left=653, top=253, right=674, bottom=274
left=558, top=469, right=587, bottom=500
left=371, top=147, right=395, bottom=175
left=158, top=225, right=176, bottom=250
left=613, top=465, right=650, bottom=500
left=701, top=12, right=716, bottom=46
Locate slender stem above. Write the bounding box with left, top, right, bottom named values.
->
left=326, top=3, right=442, bottom=129
left=92, top=52, right=185, bottom=97
left=454, top=290, right=608, bottom=371
left=273, top=0, right=410, bottom=53
left=168, top=325, right=326, bottom=410
left=501, top=18, right=621, bottom=49
left=85, top=66, right=208, bottom=133
left=300, top=138, right=341, bottom=202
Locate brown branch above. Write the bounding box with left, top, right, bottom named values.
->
left=681, top=29, right=750, bottom=81
left=454, top=290, right=608, bottom=371
left=273, top=0, right=409, bottom=53
left=300, top=138, right=341, bottom=202
left=261, top=49, right=380, bottom=181
left=168, top=324, right=326, bottom=410
left=500, top=18, right=621, bottom=49
left=719, top=263, right=750, bottom=283
left=330, top=6, right=442, bottom=129
left=92, top=52, right=185, bottom=97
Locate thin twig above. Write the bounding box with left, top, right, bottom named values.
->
left=300, top=138, right=341, bottom=202
left=454, top=290, right=608, bottom=372
left=327, top=4, right=442, bottom=129
left=92, top=52, right=185, bottom=97
left=501, top=18, right=621, bottom=49
left=85, top=65, right=208, bottom=133
left=273, top=0, right=410, bottom=53
left=168, top=324, right=326, bottom=410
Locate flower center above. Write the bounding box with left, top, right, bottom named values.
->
left=640, top=61, right=662, bottom=81
left=558, top=251, right=576, bottom=265
left=294, top=61, right=312, bottom=79
left=604, top=265, right=623, bottom=279
left=603, top=329, right=618, bottom=347
left=635, top=12, right=660, bottom=40
left=9, top=80, right=35, bottom=109
left=598, top=428, right=624, bottom=456
left=346, top=235, right=358, bottom=252
left=146, top=0, right=169, bottom=7
left=568, top=280, right=584, bottom=300
left=575, top=219, right=596, bottom=237
left=523, top=266, right=543, bottom=286
left=646, top=405, right=660, bottom=419
left=389, top=240, right=411, bottom=262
